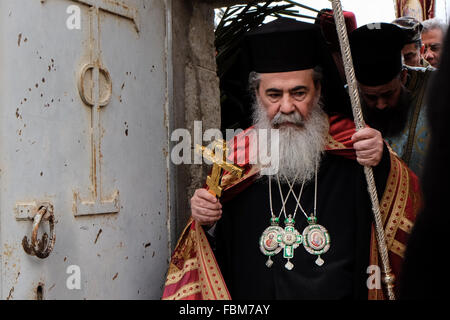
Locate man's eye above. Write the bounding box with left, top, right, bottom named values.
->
left=381, top=91, right=394, bottom=99
left=268, top=93, right=281, bottom=99
left=431, top=44, right=441, bottom=52
left=292, top=92, right=306, bottom=99
left=364, top=94, right=378, bottom=101
left=425, top=44, right=442, bottom=52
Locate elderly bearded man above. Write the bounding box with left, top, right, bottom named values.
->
left=162, top=19, right=420, bottom=301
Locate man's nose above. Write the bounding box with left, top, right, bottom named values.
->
left=424, top=48, right=434, bottom=60
left=279, top=95, right=296, bottom=114
left=376, top=97, right=388, bottom=110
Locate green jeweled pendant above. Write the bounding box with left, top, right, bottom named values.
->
left=302, top=215, right=331, bottom=266
left=259, top=217, right=283, bottom=268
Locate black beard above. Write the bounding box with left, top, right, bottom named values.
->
left=361, top=88, right=412, bottom=137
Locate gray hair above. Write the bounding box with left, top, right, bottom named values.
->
left=248, top=71, right=262, bottom=94
left=422, top=18, right=447, bottom=35
left=248, top=66, right=323, bottom=95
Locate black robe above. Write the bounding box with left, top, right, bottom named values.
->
left=212, top=148, right=390, bottom=300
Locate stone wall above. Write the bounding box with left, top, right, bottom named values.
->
left=171, top=0, right=217, bottom=241
left=170, top=0, right=256, bottom=242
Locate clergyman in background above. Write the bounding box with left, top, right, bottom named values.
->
left=392, top=16, right=429, bottom=67
left=421, top=18, right=447, bottom=68
left=350, top=22, right=434, bottom=177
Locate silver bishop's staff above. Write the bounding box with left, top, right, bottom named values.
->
left=329, top=0, right=396, bottom=300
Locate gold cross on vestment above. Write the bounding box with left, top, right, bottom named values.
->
left=195, top=139, right=244, bottom=198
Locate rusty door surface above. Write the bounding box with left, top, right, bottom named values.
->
left=0, top=0, right=172, bottom=299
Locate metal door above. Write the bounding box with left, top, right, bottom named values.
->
left=0, top=0, right=171, bottom=299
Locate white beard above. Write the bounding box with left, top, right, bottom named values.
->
left=252, top=98, right=329, bottom=184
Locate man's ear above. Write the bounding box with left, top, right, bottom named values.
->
left=254, top=88, right=261, bottom=101
left=313, top=82, right=322, bottom=107
left=315, top=81, right=322, bottom=98
left=420, top=44, right=425, bottom=55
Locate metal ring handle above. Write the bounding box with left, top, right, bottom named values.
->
left=31, top=207, right=46, bottom=251
left=22, top=205, right=56, bottom=259
left=78, top=64, right=95, bottom=107
left=78, top=63, right=112, bottom=107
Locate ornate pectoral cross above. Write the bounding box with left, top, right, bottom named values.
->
left=277, top=216, right=303, bottom=270
left=195, top=139, right=244, bottom=198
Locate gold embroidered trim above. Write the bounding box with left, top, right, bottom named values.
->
left=197, top=226, right=230, bottom=300
left=380, top=153, right=400, bottom=225
left=163, top=221, right=231, bottom=300
left=398, top=217, right=414, bottom=234
left=385, top=161, right=409, bottom=250
left=390, top=239, right=406, bottom=258
left=165, top=258, right=197, bottom=285
left=326, top=134, right=346, bottom=149
left=164, top=282, right=202, bottom=300
left=386, top=143, right=400, bottom=159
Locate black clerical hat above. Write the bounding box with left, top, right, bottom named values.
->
left=244, top=18, right=323, bottom=73
left=243, top=18, right=351, bottom=116
left=350, top=23, right=408, bottom=86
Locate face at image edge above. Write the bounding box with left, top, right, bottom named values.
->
left=422, top=28, right=444, bottom=67
left=256, top=69, right=321, bottom=125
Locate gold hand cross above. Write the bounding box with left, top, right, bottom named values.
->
left=195, top=139, right=244, bottom=197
